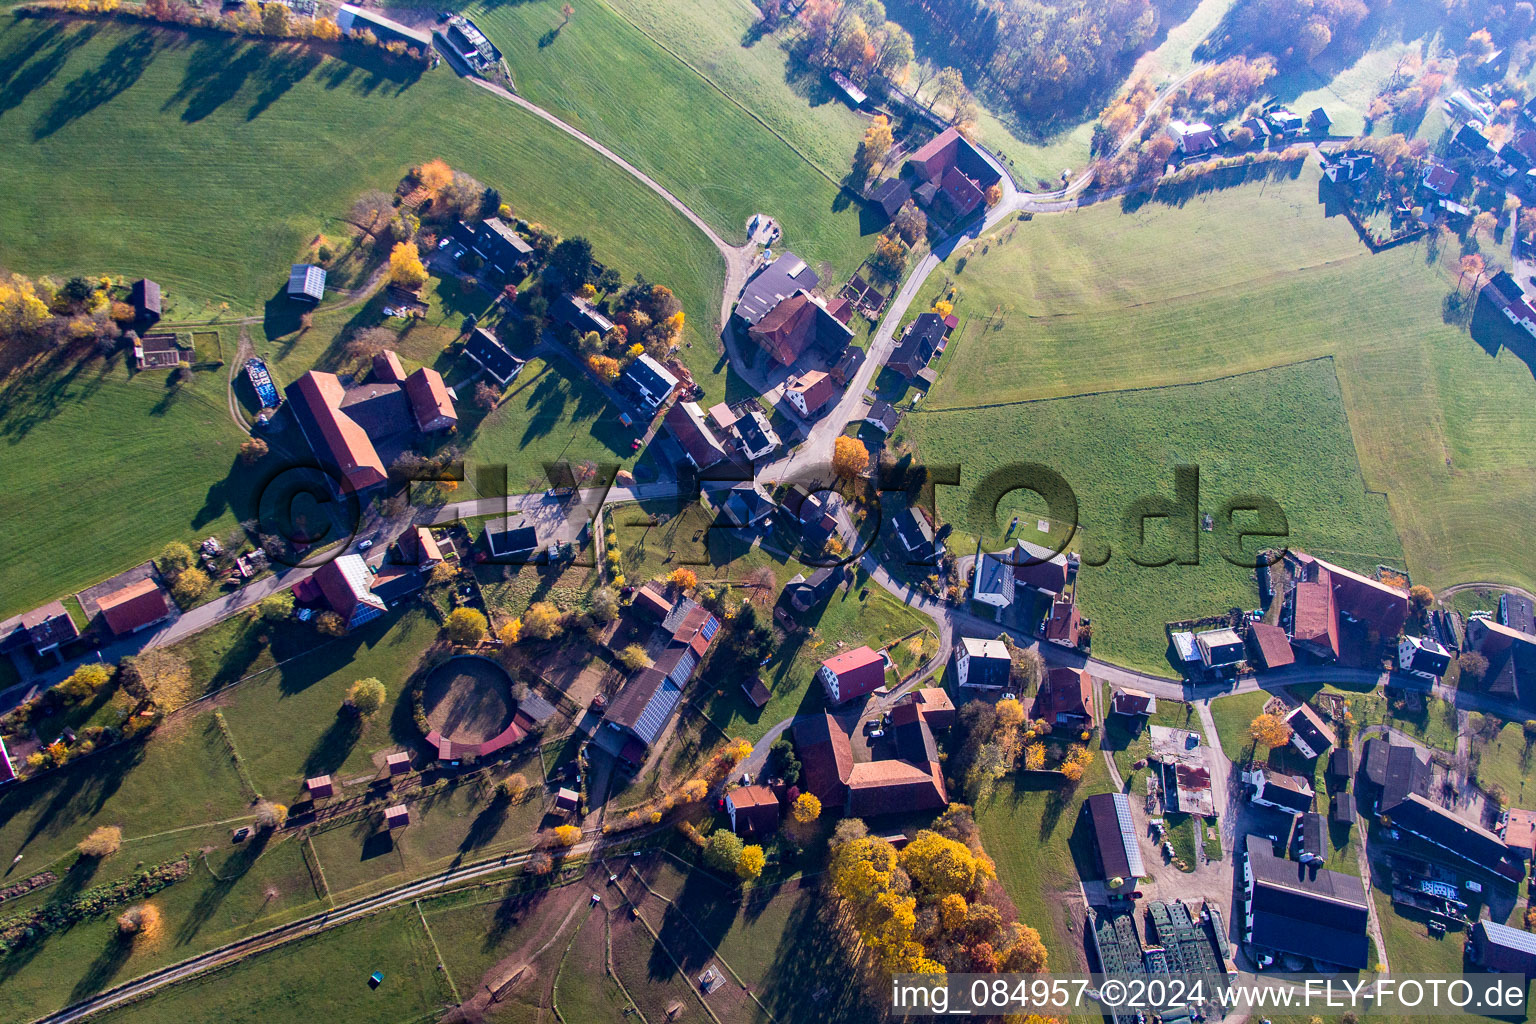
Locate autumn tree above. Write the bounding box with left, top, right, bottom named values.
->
left=737, top=844, right=766, bottom=879
left=349, top=190, right=395, bottom=238
left=617, top=643, right=652, bottom=670
left=497, top=772, right=530, bottom=802
left=526, top=850, right=554, bottom=875
left=79, top=825, right=123, bottom=859
left=171, top=567, right=210, bottom=605
left=792, top=791, right=822, bottom=824
left=586, top=354, right=620, bottom=382
left=900, top=830, right=988, bottom=900
left=498, top=619, right=522, bottom=645
left=1008, top=644, right=1044, bottom=692
left=239, top=438, right=269, bottom=464
left=854, top=115, right=894, bottom=179
left=551, top=236, right=594, bottom=286
left=1459, top=253, right=1486, bottom=291
left=418, top=159, right=454, bottom=195
left=1409, top=584, right=1433, bottom=609
left=388, top=241, right=428, bottom=289
left=1459, top=650, right=1490, bottom=682
left=344, top=326, right=396, bottom=360
left=553, top=824, right=581, bottom=846
left=933, top=66, right=967, bottom=111
left=590, top=586, right=620, bottom=623
left=254, top=800, right=288, bottom=831
left=832, top=435, right=869, bottom=479
left=668, top=567, right=698, bottom=590
left=705, top=829, right=746, bottom=874
left=1249, top=712, right=1292, bottom=751
left=159, top=541, right=194, bottom=577
left=346, top=677, right=386, bottom=717
left=315, top=611, right=346, bottom=636
left=523, top=601, right=564, bottom=640
left=725, top=739, right=753, bottom=764
left=871, top=233, right=909, bottom=276
left=1060, top=744, right=1093, bottom=783
left=985, top=183, right=1003, bottom=206
left=446, top=607, right=488, bottom=645
left=117, top=903, right=162, bottom=942
left=121, top=649, right=192, bottom=710
left=892, top=200, right=927, bottom=245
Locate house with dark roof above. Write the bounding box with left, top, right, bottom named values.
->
left=288, top=264, right=326, bottom=303
left=886, top=313, right=946, bottom=380
left=733, top=252, right=819, bottom=327
left=464, top=217, right=534, bottom=276
left=864, top=400, right=900, bottom=434
left=599, top=598, right=720, bottom=764
left=891, top=506, right=943, bottom=565
left=1009, top=538, right=1074, bottom=595
left=664, top=401, right=727, bottom=469
left=1082, top=793, right=1147, bottom=880
left=464, top=327, right=525, bottom=384
left=725, top=785, right=779, bottom=836
left=1111, top=688, right=1156, bottom=718
left=971, top=548, right=1014, bottom=615
left=720, top=482, right=775, bottom=529
left=285, top=371, right=390, bottom=495
left=485, top=520, right=539, bottom=561
left=403, top=366, right=457, bottom=433
left=1386, top=792, right=1523, bottom=880
left=1398, top=635, right=1451, bottom=678
left=783, top=370, right=838, bottom=418
left=1286, top=703, right=1336, bottom=759
left=794, top=713, right=854, bottom=807
left=1244, top=767, right=1313, bottom=813
left=1466, top=617, right=1536, bottom=705
left=1502, top=594, right=1536, bottom=634
left=1034, top=667, right=1094, bottom=729
left=130, top=279, right=162, bottom=324
left=730, top=406, right=780, bottom=461
left=906, top=127, right=1001, bottom=219
left=1194, top=628, right=1246, bottom=671
left=1248, top=621, right=1295, bottom=669
left=373, top=350, right=406, bottom=384
left=1483, top=271, right=1536, bottom=339
left=954, top=636, right=1010, bottom=689
left=98, top=578, right=173, bottom=636
left=0, top=601, right=81, bottom=659
left=782, top=566, right=846, bottom=613
left=1266, top=109, right=1304, bottom=135
left=1242, top=835, right=1369, bottom=969
left=1328, top=745, right=1353, bottom=782
left=867, top=176, right=912, bottom=219
left=831, top=344, right=865, bottom=386
left=1324, top=151, right=1375, bottom=185
left=817, top=645, right=887, bottom=705
left=1358, top=737, right=1430, bottom=813
left=1454, top=123, right=1493, bottom=161
left=623, top=353, right=679, bottom=412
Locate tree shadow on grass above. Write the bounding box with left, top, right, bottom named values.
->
left=31, top=28, right=160, bottom=140
left=0, top=21, right=100, bottom=119
left=302, top=713, right=362, bottom=778
left=452, top=794, right=510, bottom=866
left=175, top=830, right=269, bottom=945
left=68, top=932, right=134, bottom=1002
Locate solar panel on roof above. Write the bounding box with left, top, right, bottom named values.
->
left=1482, top=920, right=1536, bottom=955
left=1111, top=792, right=1146, bottom=877
left=701, top=617, right=719, bottom=641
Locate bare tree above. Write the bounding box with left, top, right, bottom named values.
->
left=348, top=190, right=396, bottom=238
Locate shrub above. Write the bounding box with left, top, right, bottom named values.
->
left=315, top=611, right=345, bottom=636
left=171, top=567, right=210, bottom=604
left=704, top=830, right=745, bottom=874
left=78, top=825, right=122, bottom=859
left=446, top=607, right=488, bottom=645
left=254, top=800, right=288, bottom=832
left=617, top=644, right=651, bottom=670
left=257, top=591, right=294, bottom=621
left=346, top=678, right=386, bottom=717
left=553, top=824, right=581, bottom=847
left=522, top=601, right=563, bottom=641
left=116, top=902, right=162, bottom=942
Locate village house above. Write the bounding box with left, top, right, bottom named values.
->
left=1420, top=160, right=1460, bottom=197
left=725, top=785, right=779, bottom=837
left=1465, top=616, right=1536, bottom=706
left=731, top=406, right=781, bottom=461
left=1110, top=687, right=1155, bottom=719
left=720, top=481, right=775, bottom=529
left=816, top=645, right=888, bottom=705
left=1398, top=634, right=1452, bottom=678
left=891, top=506, right=944, bottom=566
left=1284, top=552, right=1410, bottom=667
left=886, top=313, right=947, bottom=382
left=552, top=293, right=613, bottom=337
left=464, top=327, right=525, bottom=384
left=781, top=565, right=846, bottom=613
left=1032, top=666, right=1094, bottom=730
left=1193, top=628, right=1245, bottom=672
left=97, top=577, right=173, bottom=636
left=597, top=594, right=720, bottom=766
left=622, top=353, right=679, bottom=412
left=295, top=553, right=387, bottom=630
left=484, top=520, right=539, bottom=561
left=905, top=126, right=1002, bottom=219
left=1165, top=119, right=1220, bottom=155
left=457, top=217, right=534, bottom=277
left=0, top=601, right=81, bottom=661
left=792, top=695, right=950, bottom=818
left=1081, top=793, right=1146, bottom=881
left=1484, top=271, right=1536, bottom=339
left=663, top=401, right=728, bottom=470
left=1241, top=835, right=1369, bottom=969
left=1043, top=592, right=1081, bottom=647
left=1285, top=703, right=1336, bottom=759
left=863, top=400, right=901, bottom=435
left=402, top=366, right=458, bottom=433
left=1243, top=766, right=1313, bottom=814
left=783, top=370, right=838, bottom=419
left=1247, top=621, right=1295, bottom=670
left=130, top=278, right=162, bottom=325
left=953, top=636, right=1011, bottom=689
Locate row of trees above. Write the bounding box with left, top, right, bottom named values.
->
left=826, top=808, right=1048, bottom=977
left=791, top=0, right=914, bottom=85
left=0, top=270, right=146, bottom=358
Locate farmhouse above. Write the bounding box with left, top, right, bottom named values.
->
left=953, top=636, right=1011, bottom=689
left=464, top=327, right=525, bottom=384
left=864, top=400, right=901, bottom=434
left=1357, top=737, right=1429, bottom=813
left=1241, top=835, right=1370, bottom=969
left=734, top=252, right=818, bottom=327
left=1033, top=667, right=1094, bottom=729
left=781, top=565, right=846, bottom=613
left=459, top=217, right=533, bottom=277
left=1166, top=120, right=1219, bottom=154
left=287, top=263, right=326, bottom=303
left=886, top=313, right=946, bottom=380
left=1464, top=617, right=1536, bottom=705
left=1484, top=271, right=1536, bottom=339
left=1420, top=161, right=1460, bottom=197
left=403, top=366, right=458, bottom=433
left=1110, top=687, right=1155, bottom=718
left=1284, top=554, right=1409, bottom=667
left=725, top=785, right=779, bottom=836
left=485, top=521, right=540, bottom=561
left=598, top=598, right=720, bottom=765
left=792, top=701, right=949, bottom=819
left=285, top=371, right=389, bottom=494
left=1266, top=109, right=1304, bottom=135
left=783, top=370, right=838, bottom=418
left=817, top=645, right=887, bottom=705
left=1285, top=703, right=1336, bottom=759
left=663, top=401, right=727, bottom=469
left=720, top=482, right=774, bottom=528
left=297, top=554, right=387, bottom=630
left=1193, top=628, right=1245, bottom=671
left=1398, top=635, right=1451, bottom=678
left=130, top=279, right=162, bottom=324
left=1385, top=792, right=1522, bottom=881
left=867, top=177, right=912, bottom=219
left=1503, top=593, right=1536, bottom=634
left=906, top=127, right=1002, bottom=219
left=747, top=291, right=854, bottom=367
left=1323, top=152, right=1374, bottom=185
left=97, top=577, right=173, bottom=636
left=1247, top=621, right=1294, bottom=669
left=0, top=601, right=81, bottom=660
left=1081, top=792, right=1146, bottom=881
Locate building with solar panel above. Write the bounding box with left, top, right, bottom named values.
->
left=1471, top=919, right=1536, bottom=974
left=595, top=594, right=720, bottom=766
left=1082, top=792, right=1146, bottom=882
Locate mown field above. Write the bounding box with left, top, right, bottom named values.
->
left=904, top=358, right=1402, bottom=673
left=458, top=0, right=879, bottom=278
left=898, top=163, right=1536, bottom=671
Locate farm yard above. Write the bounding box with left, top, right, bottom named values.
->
left=897, top=162, right=1536, bottom=672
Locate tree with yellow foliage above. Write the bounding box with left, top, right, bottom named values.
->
left=792, top=791, right=821, bottom=823
left=553, top=824, right=581, bottom=846
left=932, top=299, right=953, bottom=318
left=668, top=567, right=697, bottom=590
left=680, top=778, right=709, bottom=802
left=522, top=601, right=563, bottom=641
left=900, top=830, right=988, bottom=900
left=587, top=354, right=620, bottom=382
left=737, top=844, right=765, bottom=879
left=388, top=241, right=427, bottom=289
left=832, top=435, right=869, bottom=479
left=1249, top=712, right=1292, bottom=751
left=995, top=698, right=1025, bottom=728
left=939, top=892, right=968, bottom=931
left=418, top=159, right=453, bottom=194
left=725, top=738, right=752, bottom=764
left=1023, top=742, right=1046, bottom=770
left=498, top=619, right=522, bottom=645
left=1060, top=744, right=1093, bottom=783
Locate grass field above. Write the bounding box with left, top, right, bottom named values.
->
left=0, top=19, right=722, bottom=332
left=1472, top=720, right=1536, bottom=806
left=898, top=163, right=1536, bottom=671
left=974, top=755, right=1114, bottom=973
left=94, top=906, right=450, bottom=1024
left=0, top=347, right=252, bottom=618
left=458, top=0, right=878, bottom=277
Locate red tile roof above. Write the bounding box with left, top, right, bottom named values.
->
left=794, top=713, right=853, bottom=806
left=748, top=292, right=817, bottom=366
left=372, top=350, right=406, bottom=383
left=1044, top=594, right=1080, bottom=645
left=728, top=784, right=780, bottom=835
left=846, top=759, right=946, bottom=816
left=1250, top=621, right=1295, bottom=668
left=786, top=370, right=838, bottom=415
left=98, top=578, right=171, bottom=635
left=1034, top=667, right=1094, bottom=725
left=292, top=371, right=388, bottom=493
left=1318, top=560, right=1409, bottom=639
left=820, top=645, right=886, bottom=703
left=1292, top=580, right=1337, bottom=657
left=404, top=366, right=457, bottom=432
